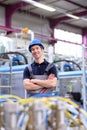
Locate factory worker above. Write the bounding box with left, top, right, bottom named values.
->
left=23, top=39, right=58, bottom=97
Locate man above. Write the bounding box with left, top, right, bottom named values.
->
left=23, top=39, right=58, bottom=97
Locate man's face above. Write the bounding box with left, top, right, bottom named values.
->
left=31, top=45, right=43, bottom=59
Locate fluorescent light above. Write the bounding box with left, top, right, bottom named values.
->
left=66, top=13, right=80, bottom=20
left=22, top=0, right=56, bottom=12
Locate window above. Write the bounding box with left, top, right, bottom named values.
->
left=54, top=29, right=82, bottom=58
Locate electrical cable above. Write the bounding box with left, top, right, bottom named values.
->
left=54, top=59, right=81, bottom=70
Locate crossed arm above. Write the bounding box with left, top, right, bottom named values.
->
left=23, top=74, right=58, bottom=91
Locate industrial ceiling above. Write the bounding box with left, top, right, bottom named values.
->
left=0, top=0, right=87, bottom=33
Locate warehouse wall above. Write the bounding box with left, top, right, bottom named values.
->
left=12, top=12, right=50, bottom=37
left=56, top=23, right=82, bottom=34
left=0, top=7, right=50, bottom=36
left=0, top=6, right=82, bottom=38
left=0, top=7, right=50, bottom=43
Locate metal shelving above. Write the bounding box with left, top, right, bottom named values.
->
left=0, top=58, right=12, bottom=95
left=82, top=45, right=87, bottom=111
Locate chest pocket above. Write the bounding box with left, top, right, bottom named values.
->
left=27, top=63, right=55, bottom=96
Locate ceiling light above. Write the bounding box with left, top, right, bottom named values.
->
left=22, top=0, right=56, bottom=12
left=66, top=14, right=80, bottom=20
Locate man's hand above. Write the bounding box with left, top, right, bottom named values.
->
left=23, top=78, right=42, bottom=90
left=31, top=74, right=55, bottom=83
left=30, top=73, right=57, bottom=88
left=48, top=74, right=55, bottom=79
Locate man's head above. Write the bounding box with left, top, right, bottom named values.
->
left=28, top=39, right=44, bottom=52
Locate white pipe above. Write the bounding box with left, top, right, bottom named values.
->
left=27, top=30, right=34, bottom=40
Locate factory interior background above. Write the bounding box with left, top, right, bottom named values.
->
left=0, top=0, right=87, bottom=130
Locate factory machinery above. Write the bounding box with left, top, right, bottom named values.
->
left=0, top=94, right=87, bottom=130
left=0, top=30, right=87, bottom=130
left=0, top=51, right=87, bottom=130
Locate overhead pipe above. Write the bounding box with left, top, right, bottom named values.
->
left=0, top=25, right=20, bottom=33
left=54, top=59, right=81, bottom=70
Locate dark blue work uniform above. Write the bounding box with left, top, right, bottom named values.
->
left=23, top=59, right=58, bottom=96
